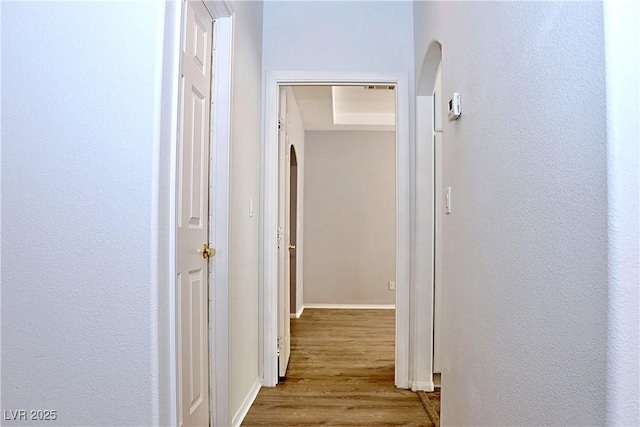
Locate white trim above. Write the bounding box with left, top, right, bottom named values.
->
left=260, top=72, right=280, bottom=387
left=260, top=70, right=411, bottom=389
left=395, top=72, right=412, bottom=390
left=167, top=1, right=183, bottom=424
left=209, top=15, right=233, bottom=427
left=414, top=95, right=435, bottom=392
left=304, top=304, right=396, bottom=310
left=410, top=380, right=435, bottom=392
left=231, top=378, right=261, bottom=427
left=289, top=305, right=304, bottom=319
left=604, top=1, right=640, bottom=423
left=0, top=0, right=3, bottom=418
left=203, top=0, right=233, bottom=18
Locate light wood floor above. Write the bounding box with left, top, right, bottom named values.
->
left=242, top=309, right=433, bottom=426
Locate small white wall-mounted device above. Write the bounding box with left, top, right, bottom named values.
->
left=448, top=93, right=461, bottom=121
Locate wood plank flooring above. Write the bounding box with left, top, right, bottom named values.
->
left=242, top=309, right=433, bottom=426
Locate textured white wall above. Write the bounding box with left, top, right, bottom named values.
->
left=603, top=1, right=640, bottom=424
left=263, top=1, right=413, bottom=75
left=304, top=131, right=396, bottom=306
left=1, top=1, right=265, bottom=424
left=1, top=2, right=167, bottom=424
left=228, top=0, right=264, bottom=419
left=414, top=2, right=608, bottom=425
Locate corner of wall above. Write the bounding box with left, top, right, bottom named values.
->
left=604, top=1, right=640, bottom=424
left=231, top=379, right=261, bottom=427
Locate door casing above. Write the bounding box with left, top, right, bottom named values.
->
left=259, top=71, right=412, bottom=388
left=432, top=62, right=443, bottom=375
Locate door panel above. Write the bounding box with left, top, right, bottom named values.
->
left=278, top=88, right=291, bottom=378
left=177, top=1, right=213, bottom=425
left=181, top=269, right=206, bottom=411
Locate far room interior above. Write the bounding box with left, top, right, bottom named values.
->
left=276, top=83, right=398, bottom=379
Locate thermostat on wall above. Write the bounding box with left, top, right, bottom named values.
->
left=448, top=93, right=461, bottom=121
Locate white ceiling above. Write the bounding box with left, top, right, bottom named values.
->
left=290, top=85, right=396, bottom=131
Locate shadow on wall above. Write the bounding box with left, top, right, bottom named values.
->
left=418, top=41, right=442, bottom=96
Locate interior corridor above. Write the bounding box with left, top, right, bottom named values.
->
left=242, top=309, right=439, bottom=426
left=2, top=2, right=637, bottom=425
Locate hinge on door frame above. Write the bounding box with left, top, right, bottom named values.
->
left=278, top=118, right=285, bottom=132
left=277, top=336, right=282, bottom=356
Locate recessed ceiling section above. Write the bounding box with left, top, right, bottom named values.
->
left=332, top=86, right=396, bottom=127
left=290, top=85, right=396, bottom=131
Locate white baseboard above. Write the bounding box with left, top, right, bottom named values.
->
left=290, top=305, right=305, bottom=318
left=232, top=378, right=261, bottom=427
left=410, top=380, right=435, bottom=392
left=303, top=304, right=395, bottom=310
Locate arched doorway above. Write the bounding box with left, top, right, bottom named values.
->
left=415, top=40, right=443, bottom=390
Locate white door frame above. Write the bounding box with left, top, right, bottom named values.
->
left=432, top=62, right=443, bottom=376
left=414, top=94, right=436, bottom=391
left=260, top=71, right=411, bottom=388
left=169, top=1, right=234, bottom=426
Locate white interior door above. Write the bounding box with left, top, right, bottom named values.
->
left=433, top=63, right=443, bottom=374
left=277, top=87, right=292, bottom=379
left=177, top=1, right=213, bottom=425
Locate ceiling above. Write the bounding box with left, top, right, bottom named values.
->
left=290, top=85, right=396, bottom=131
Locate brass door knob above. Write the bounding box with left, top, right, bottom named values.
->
left=200, top=243, right=216, bottom=259
left=288, top=244, right=296, bottom=250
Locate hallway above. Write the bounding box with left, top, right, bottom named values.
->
left=242, top=309, right=433, bottom=426
left=2, top=1, right=638, bottom=425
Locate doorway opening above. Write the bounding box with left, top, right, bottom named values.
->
left=414, top=39, right=443, bottom=412
left=260, top=71, right=412, bottom=389
left=277, top=84, right=397, bottom=381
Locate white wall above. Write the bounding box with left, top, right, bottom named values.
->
left=603, top=1, right=640, bottom=424
left=414, top=2, right=608, bottom=425
left=228, top=0, right=264, bottom=421
left=1, top=1, right=265, bottom=425
left=1, top=2, right=168, bottom=424
left=263, top=1, right=414, bottom=76
left=304, top=131, right=396, bottom=306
